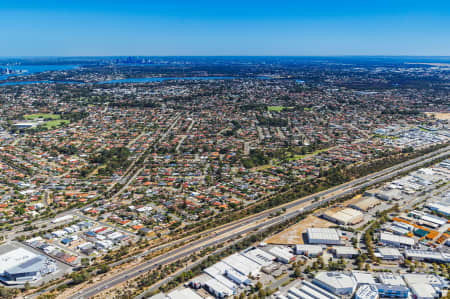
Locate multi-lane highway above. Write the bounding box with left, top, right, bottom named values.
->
left=68, top=145, right=449, bottom=299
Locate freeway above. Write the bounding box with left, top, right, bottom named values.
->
left=69, top=145, right=450, bottom=299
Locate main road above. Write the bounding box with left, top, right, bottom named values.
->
left=70, top=145, right=449, bottom=299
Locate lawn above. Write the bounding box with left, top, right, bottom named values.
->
left=41, top=119, right=70, bottom=129
left=287, top=147, right=332, bottom=161
left=268, top=106, right=294, bottom=112
left=24, top=113, right=60, bottom=120
left=268, top=106, right=285, bottom=112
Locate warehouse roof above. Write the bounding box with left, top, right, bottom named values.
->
left=380, top=232, right=415, bottom=246
left=314, top=272, right=356, bottom=291
left=167, top=288, right=203, bottom=299
left=307, top=228, right=340, bottom=242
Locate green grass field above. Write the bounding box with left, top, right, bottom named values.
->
left=287, top=147, right=331, bottom=161
left=268, top=106, right=285, bottom=112
left=267, top=106, right=294, bottom=112
left=24, top=113, right=60, bottom=120
left=41, top=119, right=70, bottom=129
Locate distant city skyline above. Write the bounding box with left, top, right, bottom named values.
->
left=1, top=0, right=450, bottom=56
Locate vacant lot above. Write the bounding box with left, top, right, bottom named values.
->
left=265, top=215, right=333, bottom=245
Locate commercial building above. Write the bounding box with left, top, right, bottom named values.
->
left=241, top=248, right=275, bottom=267
left=350, top=197, right=380, bottom=212
left=167, top=288, right=204, bottom=299
left=222, top=253, right=260, bottom=277
left=374, top=284, right=409, bottom=298
left=204, top=278, right=234, bottom=298
left=404, top=250, right=450, bottom=263
left=225, top=269, right=251, bottom=286
left=0, top=247, right=57, bottom=285
left=352, top=271, right=376, bottom=286
left=378, top=273, right=406, bottom=286
left=355, top=284, right=379, bottom=299
left=403, top=274, right=446, bottom=290
left=379, top=232, right=415, bottom=248
left=333, top=246, right=359, bottom=258
left=312, top=272, right=357, bottom=296
left=295, top=244, right=323, bottom=257
left=377, top=247, right=403, bottom=260
left=306, top=228, right=341, bottom=245
left=268, top=246, right=295, bottom=264
left=300, top=280, right=340, bottom=299
left=322, top=208, right=364, bottom=225
left=408, top=284, right=440, bottom=299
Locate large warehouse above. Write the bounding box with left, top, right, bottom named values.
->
left=312, top=272, right=357, bottom=295
left=306, top=228, right=341, bottom=245
left=322, top=208, right=364, bottom=225
left=0, top=247, right=57, bottom=285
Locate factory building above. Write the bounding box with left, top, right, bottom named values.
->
left=222, top=253, right=260, bottom=277
left=404, top=250, right=450, bottom=263
left=379, top=232, right=415, bottom=248
left=333, top=246, right=359, bottom=258
left=322, top=208, right=364, bottom=225
left=350, top=197, right=380, bottom=212
left=241, top=248, right=276, bottom=267
left=312, top=272, right=357, bottom=295
left=268, top=246, right=295, bottom=264
left=306, top=228, right=341, bottom=245
left=166, top=288, right=204, bottom=299
left=204, top=278, right=235, bottom=298
left=355, top=284, right=379, bottom=299
left=295, top=244, right=324, bottom=257
left=376, top=247, right=403, bottom=260
left=0, top=247, right=57, bottom=285
left=352, top=271, right=376, bottom=286
left=374, top=284, right=410, bottom=298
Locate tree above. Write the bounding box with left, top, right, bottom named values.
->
left=80, top=258, right=90, bottom=267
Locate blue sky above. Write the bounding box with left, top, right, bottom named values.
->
left=1, top=0, right=449, bottom=56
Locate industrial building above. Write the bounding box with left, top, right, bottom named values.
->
left=404, top=250, right=450, bottom=263
left=295, top=244, right=323, bottom=257
left=379, top=232, right=415, bottom=248
left=268, top=246, right=295, bottom=264
left=378, top=273, right=406, bottom=286
left=241, top=248, right=275, bottom=267
left=294, top=280, right=341, bottom=299
left=312, top=272, right=357, bottom=295
left=0, top=247, right=57, bottom=285
left=204, top=278, right=234, bottom=298
left=352, top=271, right=376, bottom=286
left=375, top=284, right=410, bottom=298
left=306, top=228, right=341, bottom=245
left=355, top=284, right=379, bottom=299
left=350, top=197, right=380, bottom=212
left=322, top=208, right=364, bottom=225
left=376, top=247, right=403, bottom=260
left=333, top=246, right=359, bottom=258
left=222, top=253, right=260, bottom=277
left=166, top=288, right=204, bottom=299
